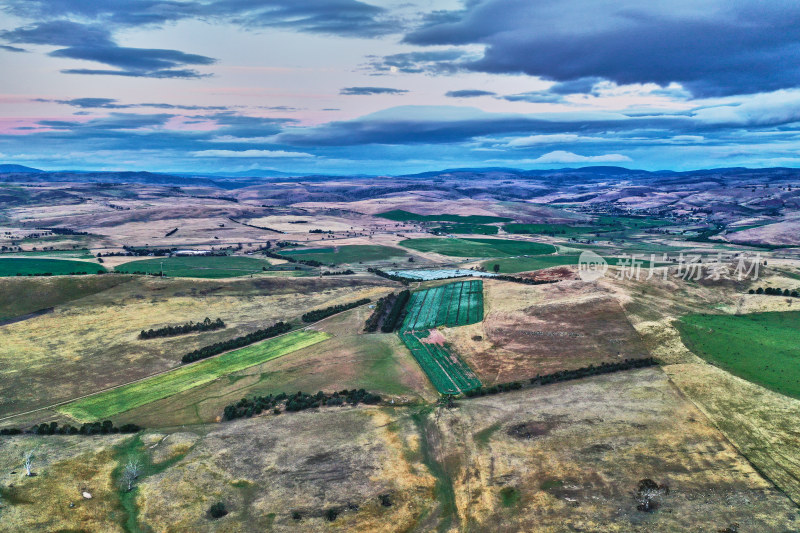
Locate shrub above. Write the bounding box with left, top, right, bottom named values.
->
left=208, top=502, right=228, bottom=519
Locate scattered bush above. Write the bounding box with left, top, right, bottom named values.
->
left=749, top=287, right=798, bottom=297
left=493, top=275, right=560, bottom=286
left=208, top=502, right=228, bottom=519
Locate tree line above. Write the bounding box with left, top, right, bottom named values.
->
left=181, top=321, right=292, bottom=363
left=14, top=270, right=104, bottom=277
left=1, top=420, right=141, bottom=437
left=140, top=317, right=225, bottom=339
left=750, top=287, right=799, bottom=297
left=321, top=269, right=355, bottom=276
left=463, top=357, right=657, bottom=398
left=262, top=248, right=325, bottom=267
left=301, top=298, right=370, bottom=323
left=222, top=389, right=382, bottom=421
left=367, top=268, right=410, bottom=285
left=364, top=292, right=410, bottom=333
left=493, top=275, right=560, bottom=286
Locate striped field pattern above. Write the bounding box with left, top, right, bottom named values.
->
left=399, top=280, right=483, bottom=394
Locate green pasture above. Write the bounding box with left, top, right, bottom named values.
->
left=114, top=255, right=271, bottom=278
left=677, top=311, right=800, bottom=400
left=59, top=329, right=331, bottom=421
left=0, top=257, right=106, bottom=276
left=399, top=237, right=556, bottom=258
left=276, top=244, right=406, bottom=264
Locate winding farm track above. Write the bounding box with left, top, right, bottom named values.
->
left=0, top=301, right=371, bottom=424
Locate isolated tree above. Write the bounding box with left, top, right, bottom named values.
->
left=493, top=263, right=500, bottom=273
left=121, top=457, right=142, bottom=492
left=23, top=449, right=35, bottom=476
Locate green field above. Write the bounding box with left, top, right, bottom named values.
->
left=276, top=244, right=406, bottom=264
left=0, top=257, right=106, bottom=276
left=432, top=223, right=499, bottom=235
left=399, top=281, right=483, bottom=393
left=377, top=209, right=511, bottom=224
left=676, top=311, right=800, bottom=400
left=114, top=255, right=271, bottom=278
left=504, top=223, right=600, bottom=236
left=399, top=238, right=556, bottom=257
left=482, top=254, right=662, bottom=274
left=2, top=249, right=95, bottom=259
left=59, top=329, right=330, bottom=421
left=504, top=216, right=670, bottom=237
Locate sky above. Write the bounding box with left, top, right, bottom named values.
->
left=1, top=0, right=800, bottom=175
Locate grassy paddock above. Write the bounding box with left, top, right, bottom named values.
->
left=277, top=244, right=406, bottom=264
left=0, top=257, right=106, bottom=276
left=482, top=254, right=661, bottom=273
left=677, top=311, right=800, bottom=399
left=399, top=238, right=555, bottom=258
left=114, top=255, right=271, bottom=278
left=59, top=329, right=330, bottom=421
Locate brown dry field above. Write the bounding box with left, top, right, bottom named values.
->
left=1, top=369, right=797, bottom=532
left=447, top=277, right=649, bottom=384
left=0, top=275, right=396, bottom=419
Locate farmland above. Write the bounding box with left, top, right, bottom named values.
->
left=676, top=311, right=800, bottom=399
left=482, top=254, right=662, bottom=273
left=114, top=255, right=271, bottom=278
left=399, top=280, right=484, bottom=393
left=399, top=237, right=556, bottom=257
left=59, top=329, right=330, bottom=421
left=0, top=257, right=106, bottom=276
left=431, top=223, right=499, bottom=235
left=377, top=209, right=511, bottom=223
left=276, top=244, right=406, bottom=263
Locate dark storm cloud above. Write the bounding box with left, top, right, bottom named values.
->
left=2, top=21, right=215, bottom=78
left=3, top=0, right=397, bottom=38
left=403, top=0, right=800, bottom=97
left=445, top=90, right=496, bottom=98
left=340, top=87, right=409, bottom=95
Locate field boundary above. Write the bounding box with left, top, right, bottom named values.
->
left=0, top=301, right=372, bottom=424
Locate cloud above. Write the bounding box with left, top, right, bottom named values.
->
left=364, top=49, right=471, bottom=74
left=340, top=86, right=409, bottom=95
left=192, top=149, right=314, bottom=158
left=0, top=44, right=27, bottom=52
left=403, top=0, right=800, bottom=97
left=37, top=97, right=229, bottom=110
left=2, top=21, right=215, bottom=78
left=3, top=0, right=397, bottom=38
left=506, top=134, right=588, bottom=147
left=445, top=90, right=496, bottom=98
left=501, top=92, right=563, bottom=104
left=38, top=113, right=174, bottom=131
left=531, top=150, right=631, bottom=164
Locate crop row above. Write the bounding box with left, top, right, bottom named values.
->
left=399, top=331, right=481, bottom=393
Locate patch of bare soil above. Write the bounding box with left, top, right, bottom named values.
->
left=421, top=329, right=446, bottom=346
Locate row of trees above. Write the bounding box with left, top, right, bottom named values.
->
left=222, top=389, right=382, bottom=421
left=493, top=275, right=560, bottom=286
left=139, top=317, right=225, bottom=339
left=301, top=298, right=370, bottom=323
left=14, top=271, right=103, bottom=277
left=263, top=248, right=324, bottom=267
left=750, top=287, right=799, bottom=297
left=1, top=420, right=141, bottom=436
left=364, top=293, right=395, bottom=332
left=321, top=269, right=355, bottom=276
left=462, top=357, right=657, bottom=399
left=380, top=290, right=410, bottom=332
left=181, top=321, right=292, bottom=363
left=367, top=268, right=410, bottom=285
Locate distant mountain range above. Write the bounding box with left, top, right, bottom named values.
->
left=1, top=164, right=799, bottom=189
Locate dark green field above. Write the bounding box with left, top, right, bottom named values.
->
left=432, top=223, right=499, bottom=235
left=677, top=311, right=800, bottom=399
left=377, top=209, right=511, bottom=224
left=276, top=244, right=406, bottom=263
left=504, top=223, right=600, bottom=236
left=399, top=237, right=556, bottom=257
left=0, top=257, right=106, bottom=276
left=114, top=256, right=271, bottom=278
left=399, top=280, right=483, bottom=393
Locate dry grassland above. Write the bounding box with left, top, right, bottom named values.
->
left=0, top=276, right=395, bottom=418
